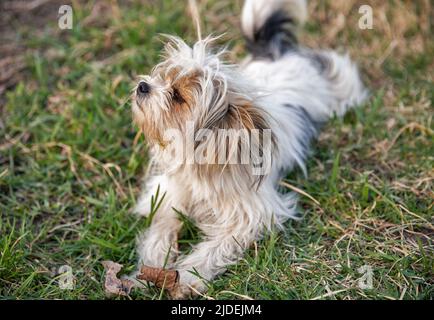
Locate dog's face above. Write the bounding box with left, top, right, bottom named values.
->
left=132, top=36, right=269, bottom=146
left=132, top=37, right=216, bottom=145
left=132, top=44, right=197, bottom=144
left=131, top=36, right=274, bottom=178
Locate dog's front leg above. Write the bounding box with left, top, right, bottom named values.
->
left=135, top=173, right=182, bottom=268
left=171, top=205, right=261, bottom=299
left=134, top=174, right=168, bottom=217
left=136, top=207, right=182, bottom=269
left=127, top=208, right=182, bottom=288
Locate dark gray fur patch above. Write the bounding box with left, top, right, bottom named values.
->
left=300, top=51, right=332, bottom=75
left=246, top=11, right=298, bottom=60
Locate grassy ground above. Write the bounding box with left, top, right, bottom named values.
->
left=0, top=0, right=433, bottom=300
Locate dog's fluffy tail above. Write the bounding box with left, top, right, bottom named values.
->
left=241, top=0, right=307, bottom=59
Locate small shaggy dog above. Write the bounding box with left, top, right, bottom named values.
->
left=131, top=0, right=367, bottom=298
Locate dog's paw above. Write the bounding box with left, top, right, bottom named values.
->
left=169, top=281, right=206, bottom=299
left=121, top=270, right=150, bottom=289
left=169, top=270, right=208, bottom=299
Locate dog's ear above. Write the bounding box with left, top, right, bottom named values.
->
left=226, top=100, right=269, bottom=132
left=215, top=100, right=276, bottom=187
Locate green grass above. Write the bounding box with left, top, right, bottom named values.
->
left=0, top=0, right=433, bottom=300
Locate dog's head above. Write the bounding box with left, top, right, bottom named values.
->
left=132, top=36, right=274, bottom=178
left=134, top=36, right=270, bottom=139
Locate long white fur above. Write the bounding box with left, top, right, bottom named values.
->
left=131, top=0, right=367, bottom=298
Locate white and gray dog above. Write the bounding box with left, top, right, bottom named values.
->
left=131, top=0, right=367, bottom=298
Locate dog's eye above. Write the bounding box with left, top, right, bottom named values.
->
left=172, top=88, right=185, bottom=103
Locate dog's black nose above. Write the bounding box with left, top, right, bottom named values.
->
left=137, top=81, right=150, bottom=96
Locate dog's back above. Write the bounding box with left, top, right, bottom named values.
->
left=241, top=0, right=367, bottom=121
left=239, top=0, right=367, bottom=177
